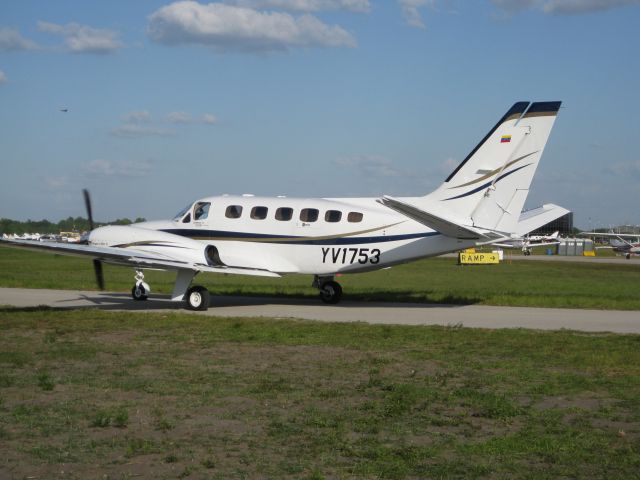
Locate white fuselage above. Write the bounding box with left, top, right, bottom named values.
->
left=90, top=195, right=475, bottom=275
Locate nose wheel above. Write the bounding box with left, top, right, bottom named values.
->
left=131, top=270, right=150, bottom=301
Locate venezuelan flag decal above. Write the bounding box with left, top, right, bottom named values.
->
left=501, top=135, right=512, bottom=143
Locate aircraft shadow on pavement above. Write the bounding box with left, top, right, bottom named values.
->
left=0, top=291, right=474, bottom=313
left=0, top=292, right=479, bottom=314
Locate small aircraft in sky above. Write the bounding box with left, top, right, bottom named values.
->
left=1, top=101, right=563, bottom=310
left=579, top=231, right=640, bottom=259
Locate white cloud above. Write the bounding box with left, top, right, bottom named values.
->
left=439, top=157, right=459, bottom=175
left=334, top=155, right=404, bottom=177
left=398, top=0, right=435, bottom=28
left=83, top=159, right=154, bottom=178
left=166, top=111, right=193, bottom=124
left=0, top=70, right=7, bottom=84
left=0, top=27, right=38, bottom=52
left=111, top=124, right=176, bottom=138
left=223, top=0, right=370, bottom=12
left=44, top=176, right=69, bottom=189
left=122, top=110, right=152, bottom=123
left=165, top=111, right=219, bottom=124
left=147, top=1, right=356, bottom=52
left=490, top=0, right=640, bottom=14
left=603, top=161, right=640, bottom=179
left=202, top=113, right=218, bottom=124
left=37, top=21, right=123, bottom=54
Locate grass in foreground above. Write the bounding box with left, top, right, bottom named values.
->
left=1, top=245, right=639, bottom=309
left=0, top=309, right=639, bottom=479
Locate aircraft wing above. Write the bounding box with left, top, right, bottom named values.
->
left=580, top=232, right=640, bottom=239
left=490, top=242, right=519, bottom=249
left=0, top=238, right=281, bottom=278
left=515, top=203, right=569, bottom=237
left=527, top=240, right=560, bottom=248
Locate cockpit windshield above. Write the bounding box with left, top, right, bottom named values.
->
left=173, top=203, right=193, bottom=221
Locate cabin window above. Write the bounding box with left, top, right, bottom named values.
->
left=300, top=208, right=319, bottom=223
left=275, top=207, right=293, bottom=221
left=193, top=202, right=211, bottom=221
left=348, top=212, right=363, bottom=223
left=182, top=213, right=191, bottom=223
left=325, top=210, right=342, bottom=223
left=251, top=206, right=268, bottom=220
left=225, top=205, right=243, bottom=219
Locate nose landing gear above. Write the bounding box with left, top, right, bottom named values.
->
left=131, top=270, right=150, bottom=301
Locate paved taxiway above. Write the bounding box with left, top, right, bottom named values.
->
left=1, top=287, right=638, bottom=334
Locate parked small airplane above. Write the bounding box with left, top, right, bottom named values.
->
left=1, top=101, right=563, bottom=309
left=579, top=232, right=640, bottom=259
left=492, top=229, right=562, bottom=255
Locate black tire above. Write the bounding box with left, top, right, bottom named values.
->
left=131, top=284, right=148, bottom=301
left=523, top=250, right=531, bottom=256
left=185, top=286, right=210, bottom=311
left=319, top=281, right=342, bottom=304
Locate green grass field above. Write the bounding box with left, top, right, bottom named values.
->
left=1, top=309, right=639, bottom=479
left=1, top=245, right=639, bottom=310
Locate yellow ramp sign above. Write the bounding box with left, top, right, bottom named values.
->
left=458, top=252, right=500, bottom=265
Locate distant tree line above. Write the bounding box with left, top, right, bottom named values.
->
left=0, top=217, right=146, bottom=235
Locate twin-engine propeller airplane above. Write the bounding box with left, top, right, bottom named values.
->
left=1, top=101, right=563, bottom=310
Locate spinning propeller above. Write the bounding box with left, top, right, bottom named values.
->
left=82, top=189, right=105, bottom=290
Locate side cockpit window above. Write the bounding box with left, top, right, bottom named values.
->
left=194, top=202, right=211, bottom=221
left=173, top=203, right=193, bottom=222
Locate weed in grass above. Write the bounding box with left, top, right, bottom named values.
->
left=155, top=417, right=174, bottom=432
left=178, top=466, right=194, bottom=478
left=125, top=437, right=157, bottom=458
left=306, top=470, right=325, bottom=480
left=90, top=410, right=111, bottom=428
left=113, top=409, right=129, bottom=428
left=201, top=458, right=216, bottom=469
left=0, top=373, right=14, bottom=388
left=43, top=331, right=57, bottom=343
left=164, top=453, right=178, bottom=463
left=37, top=372, right=55, bottom=391
left=90, top=407, right=128, bottom=428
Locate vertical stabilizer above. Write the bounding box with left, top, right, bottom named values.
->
left=384, top=101, right=562, bottom=237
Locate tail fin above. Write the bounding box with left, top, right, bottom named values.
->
left=380, top=101, right=561, bottom=239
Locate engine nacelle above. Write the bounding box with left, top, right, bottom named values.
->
left=88, top=225, right=216, bottom=266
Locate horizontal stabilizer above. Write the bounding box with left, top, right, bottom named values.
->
left=515, top=203, right=569, bottom=237
left=378, top=196, right=486, bottom=240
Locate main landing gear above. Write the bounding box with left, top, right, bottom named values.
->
left=314, top=275, right=343, bottom=304
left=184, top=285, right=210, bottom=311
left=130, top=269, right=211, bottom=311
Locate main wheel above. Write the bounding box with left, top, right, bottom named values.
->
left=319, top=281, right=342, bottom=304
left=185, top=286, right=210, bottom=311
left=131, top=284, right=148, bottom=301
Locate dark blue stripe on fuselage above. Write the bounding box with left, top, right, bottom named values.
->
left=444, top=164, right=532, bottom=201
left=160, top=229, right=440, bottom=245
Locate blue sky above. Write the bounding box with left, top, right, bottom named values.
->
left=1, top=0, right=639, bottom=228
